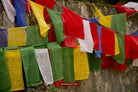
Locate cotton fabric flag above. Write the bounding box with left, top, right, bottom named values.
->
left=35, top=49, right=53, bottom=85
left=14, top=0, right=26, bottom=27
left=0, top=29, right=8, bottom=47
left=74, top=46, right=89, bottom=80
left=87, top=53, right=101, bottom=71
left=62, top=7, right=84, bottom=39
left=92, top=3, right=112, bottom=28
left=20, top=47, right=42, bottom=87
left=1, top=0, right=16, bottom=23
left=78, top=20, right=94, bottom=53
left=124, top=2, right=138, bottom=11
left=61, top=14, right=78, bottom=48
left=26, top=25, right=47, bottom=45
left=115, top=60, right=127, bottom=71
left=46, top=8, right=65, bottom=43
left=113, top=33, right=125, bottom=64
left=96, top=25, right=102, bottom=58
left=62, top=47, right=75, bottom=82
left=100, top=27, right=115, bottom=56
left=33, top=43, right=46, bottom=49
left=5, top=49, right=25, bottom=91
left=8, top=27, right=26, bottom=47
left=29, top=1, right=50, bottom=37
left=0, top=48, right=11, bottom=92
left=111, top=13, right=127, bottom=34
left=47, top=42, right=64, bottom=82
left=125, top=35, right=130, bottom=59
left=129, top=36, right=138, bottom=61
left=115, top=3, right=138, bottom=17
left=132, top=59, right=138, bottom=67
left=89, top=23, right=99, bottom=50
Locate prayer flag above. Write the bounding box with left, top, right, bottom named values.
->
left=8, top=27, right=26, bottom=47
left=74, top=46, right=89, bottom=80
left=29, top=1, right=50, bottom=37
left=5, top=49, right=25, bottom=91
left=0, top=29, right=8, bottom=47
left=20, top=47, right=42, bottom=87
left=62, top=7, right=84, bottom=39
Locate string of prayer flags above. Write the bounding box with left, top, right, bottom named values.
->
left=47, top=42, right=64, bottom=82
left=46, top=8, right=65, bottom=43
left=26, top=25, right=47, bottom=45
left=14, top=0, right=26, bottom=27
left=1, top=0, right=16, bottom=23
left=33, top=43, right=46, bottom=49
left=95, top=25, right=102, bottom=58
left=100, top=27, right=115, bottom=56
left=20, top=47, right=43, bottom=87
left=8, top=27, right=26, bottom=47
left=74, top=46, right=89, bottom=80
left=89, top=23, right=99, bottom=50
left=0, top=29, right=8, bottom=47
left=0, top=48, right=11, bottom=92
left=113, top=33, right=125, bottom=64
left=87, top=53, right=101, bottom=71
left=92, top=3, right=111, bottom=28
left=115, top=3, right=138, bottom=17
left=5, top=49, right=25, bottom=91
left=29, top=1, right=50, bottom=37
left=62, top=7, right=84, bottom=39
left=62, top=47, right=75, bottom=82
left=78, top=20, right=94, bottom=53
left=35, top=49, right=54, bottom=85
left=111, top=13, right=127, bottom=34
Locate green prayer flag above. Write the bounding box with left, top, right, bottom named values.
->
left=47, top=42, right=64, bottom=82
left=46, top=8, right=65, bottom=43
left=62, top=47, right=75, bottom=82
left=111, top=13, right=127, bottom=34
left=0, top=48, right=11, bottom=92
left=26, top=25, right=48, bottom=45
left=20, top=47, right=42, bottom=87
left=113, top=33, right=125, bottom=64
left=87, top=53, right=101, bottom=71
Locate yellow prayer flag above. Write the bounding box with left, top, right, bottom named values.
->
left=29, top=1, right=50, bottom=37
left=92, top=3, right=111, bottom=28
left=74, top=46, right=89, bottom=80
left=115, top=33, right=120, bottom=55
left=8, top=27, right=26, bottom=47
left=5, top=49, right=25, bottom=91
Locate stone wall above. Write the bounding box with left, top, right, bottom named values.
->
left=0, top=1, right=138, bottom=92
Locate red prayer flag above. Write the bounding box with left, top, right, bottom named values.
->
left=115, top=3, right=138, bottom=17
left=35, top=0, right=56, bottom=9
left=44, top=8, right=50, bottom=24
left=48, top=23, right=56, bottom=42
left=101, top=55, right=115, bottom=69
left=61, top=14, right=78, bottom=48
left=125, top=35, right=130, bottom=59
left=89, top=23, right=99, bottom=50
left=115, top=60, right=127, bottom=71
left=62, top=7, right=84, bottom=39
left=26, top=0, right=31, bottom=13
left=129, top=36, right=138, bottom=60
left=101, top=27, right=115, bottom=56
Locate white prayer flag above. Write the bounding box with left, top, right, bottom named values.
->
left=35, top=49, right=54, bottom=85
left=78, top=20, right=94, bottom=53
left=1, top=0, right=16, bottom=23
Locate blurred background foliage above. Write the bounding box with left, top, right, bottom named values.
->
left=65, top=0, right=138, bottom=5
